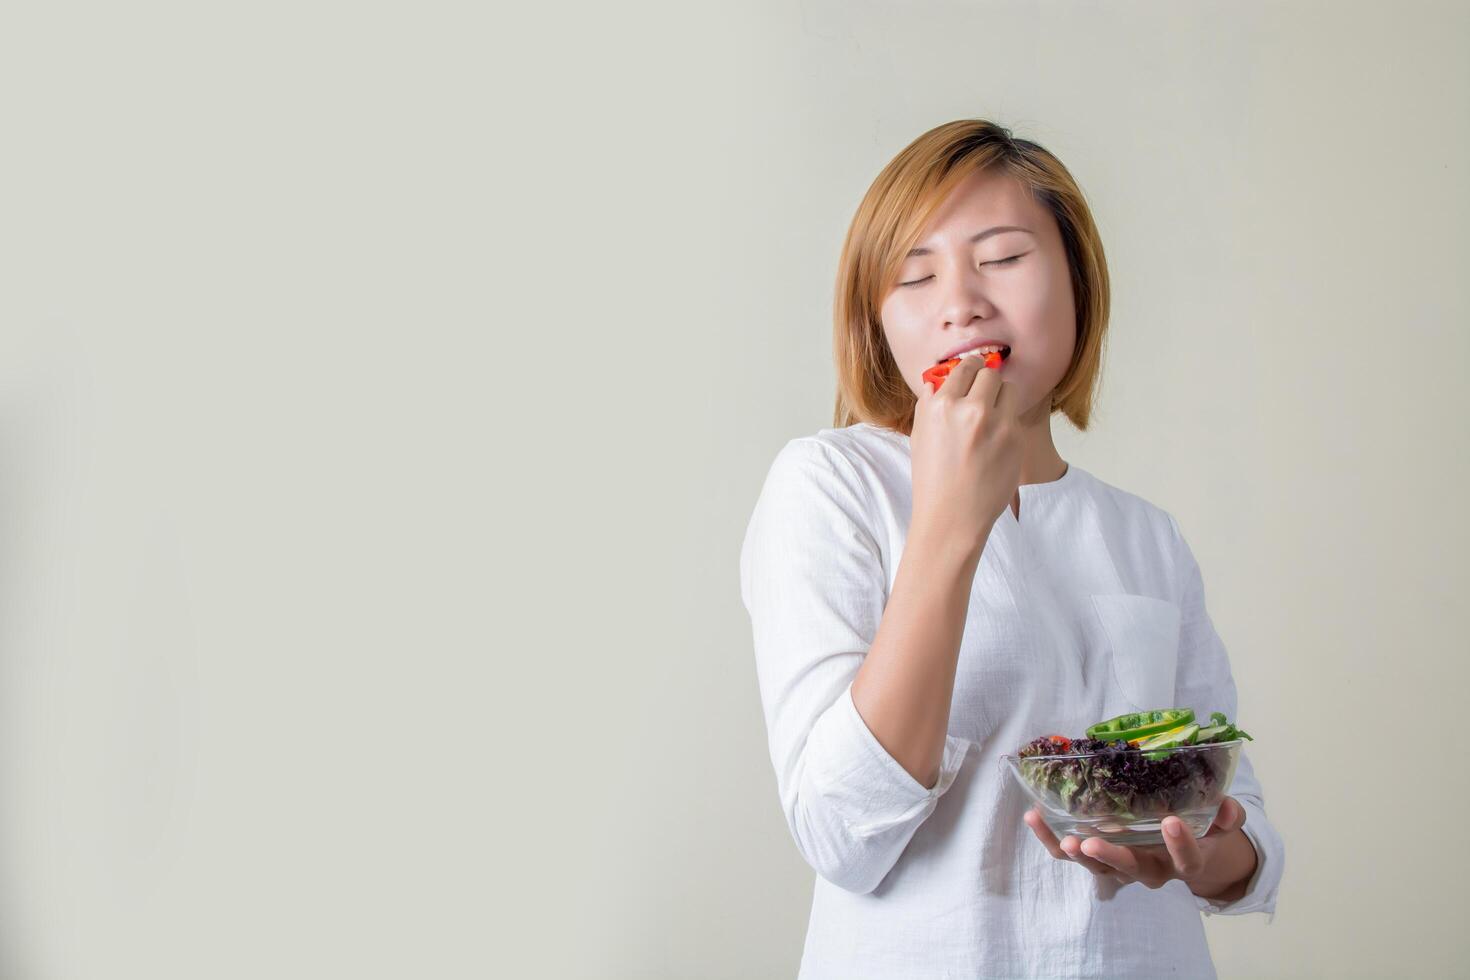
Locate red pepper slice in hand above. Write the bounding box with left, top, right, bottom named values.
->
left=921, top=352, right=1002, bottom=392
left=921, top=357, right=961, bottom=391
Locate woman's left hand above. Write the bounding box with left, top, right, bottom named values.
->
left=1024, top=796, right=1249, bottom=891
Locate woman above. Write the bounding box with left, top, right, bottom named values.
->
left=738, top=120, right=1283, bottom=978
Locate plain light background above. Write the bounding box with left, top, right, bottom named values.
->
left=1, top=0, right=1465, bottom=977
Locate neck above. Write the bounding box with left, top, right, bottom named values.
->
left=1016, top=395, right=1066, bottom=487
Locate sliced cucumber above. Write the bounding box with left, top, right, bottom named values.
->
left=1136, top=722, right=1200, bottom=753
left=1199, top=723, right=1254, bottom=743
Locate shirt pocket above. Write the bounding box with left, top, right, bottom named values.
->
left=1088, top=593, right=1183, bottom=711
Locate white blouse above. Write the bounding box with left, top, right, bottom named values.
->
left=739, top=422, right=1283, bottom=979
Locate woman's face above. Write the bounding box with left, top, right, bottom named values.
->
left=879, top=168, right=1077, bottom=418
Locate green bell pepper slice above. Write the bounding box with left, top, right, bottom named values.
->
left=1085, top=708, right=1196, bottom=743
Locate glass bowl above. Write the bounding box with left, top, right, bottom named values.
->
left=999, top=740, right=1244, bottom=846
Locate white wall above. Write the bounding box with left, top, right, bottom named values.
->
left=1, top=0, right=1465, bottom=977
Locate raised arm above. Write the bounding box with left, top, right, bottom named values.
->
left=739, top=439, right=988, bottom=894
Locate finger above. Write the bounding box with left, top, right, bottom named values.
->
left=1161, top=815, right=1206, bottom=878
left=1076, top=838, right=1147, bottom=881
left=1022, top=808, right=1070, bottom=861
left=1226, top=797, right=1247, bottom=830
left=963, top=355, right=1004, bottom=407
left=1060, top=835, right=1123, bottom=878
left=937, top=352, right=988, bottom=399
left=992, top=375, right=1019, bottom=418
left=1206, top=796, right=1246, bottom=837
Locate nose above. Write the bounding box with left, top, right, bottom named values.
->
left=937, top=262, right=996, bottom=327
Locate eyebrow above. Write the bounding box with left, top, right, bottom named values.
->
left=906, top=225, right=1034, bottom=258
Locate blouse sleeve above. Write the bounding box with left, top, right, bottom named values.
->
left=739, top=438, right=972, bottom=895
left=1168, top=513, right=1285, bottom=924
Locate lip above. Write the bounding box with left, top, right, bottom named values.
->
left=937, top=338, right=1011, bottom=364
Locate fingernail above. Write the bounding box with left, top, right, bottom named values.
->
left=1167, top=819, right=1183, bottom=837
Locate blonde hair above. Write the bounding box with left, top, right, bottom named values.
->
left=832, top=119, right=1110, bottom=434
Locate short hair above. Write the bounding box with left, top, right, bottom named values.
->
left=832, top=119, right=1110, bottom=434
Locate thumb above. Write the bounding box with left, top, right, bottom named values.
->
left=1210, top=796, right=1247, bottom=835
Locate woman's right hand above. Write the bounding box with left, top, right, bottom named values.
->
left=910, top=354, right=1023, bottom=554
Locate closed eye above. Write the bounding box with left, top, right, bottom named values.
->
left=899, top=253, right=1025, bottom=287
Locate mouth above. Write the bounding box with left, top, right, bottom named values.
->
left=935, top=344, right=1011, bottom=365
left=921, top=343, right=1011, bottom=391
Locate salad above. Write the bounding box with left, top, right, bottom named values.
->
left=1016, top=708, right=1253, bottom=823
